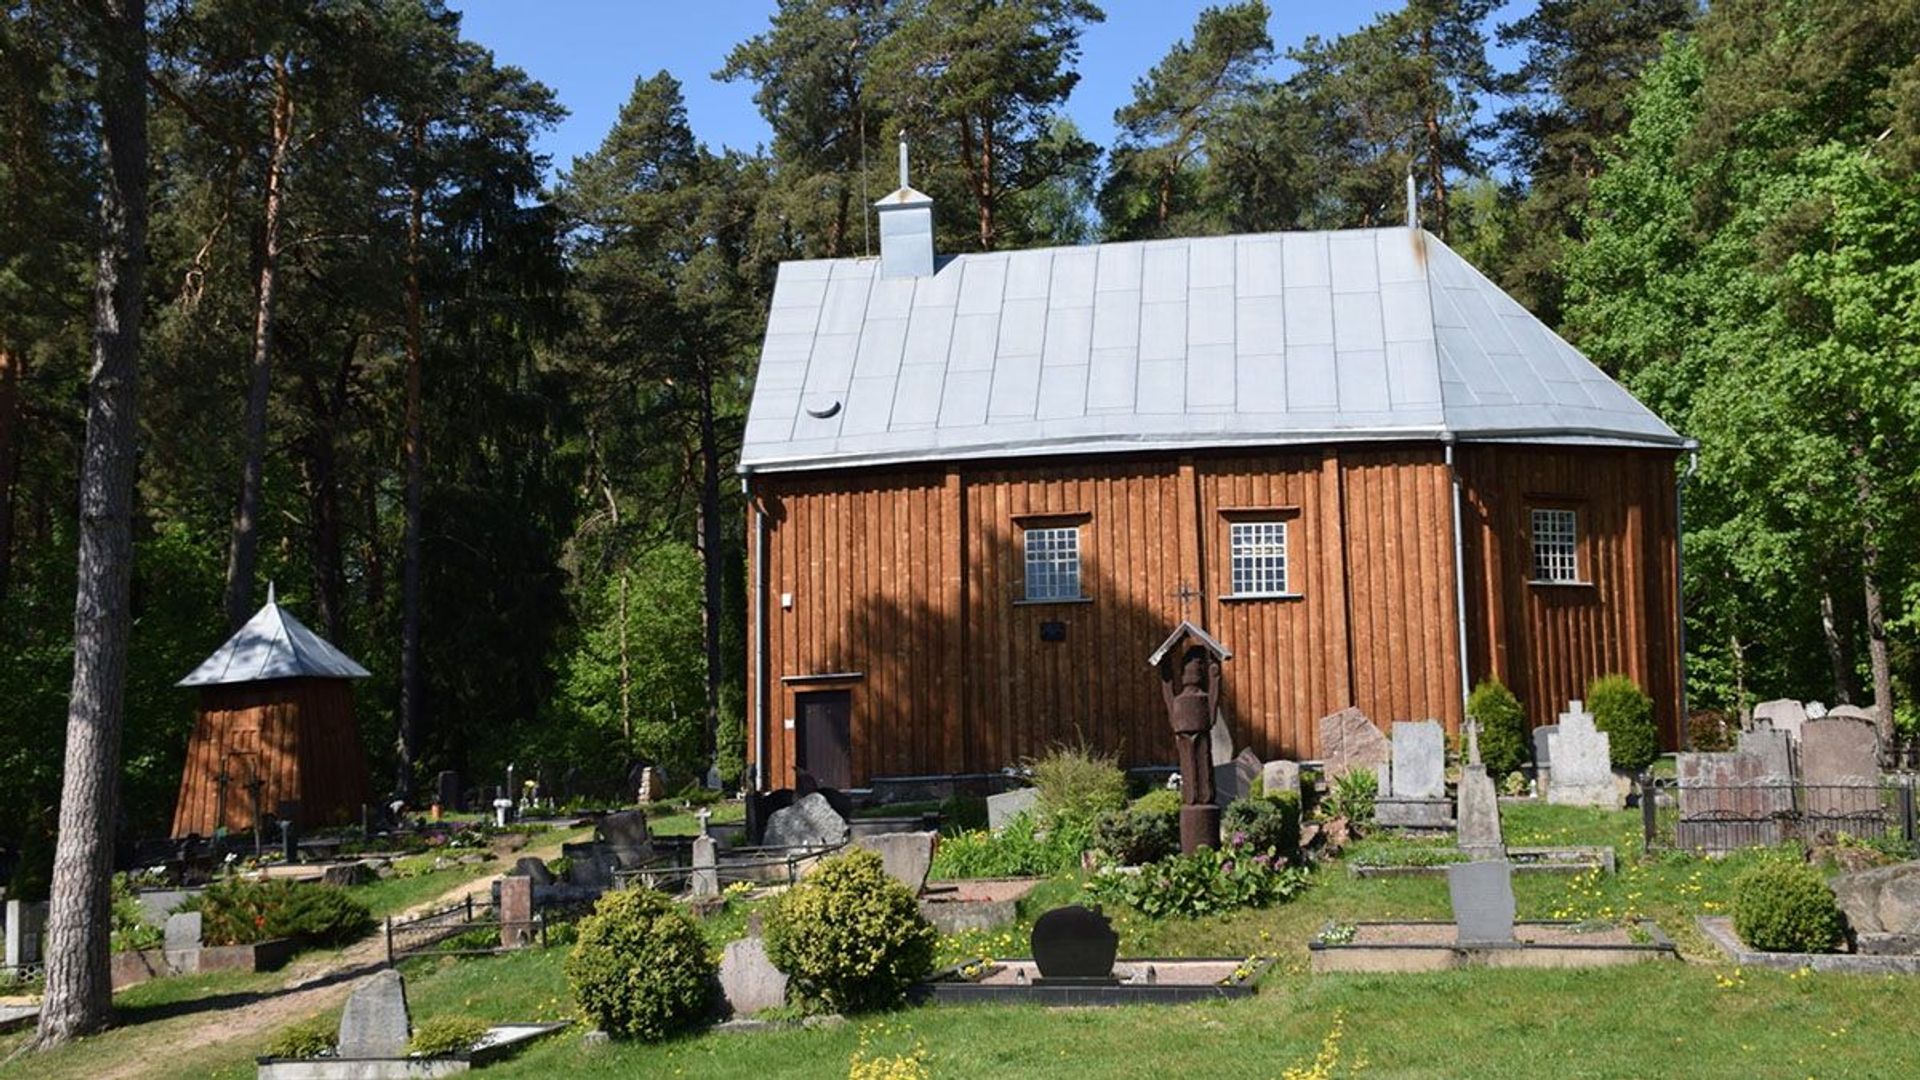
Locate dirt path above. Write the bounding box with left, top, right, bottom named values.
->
left=69, top=827, right=587, bottom=1080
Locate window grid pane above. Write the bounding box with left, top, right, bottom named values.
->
left=1532, top=508, right=1579, bottom=582
left=1024, top=526, right=1081, bottom=601
left=1229, top=520, right=1289, bottom=596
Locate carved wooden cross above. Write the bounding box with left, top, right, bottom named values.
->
left=1170, top=581, right=1200, bottom=607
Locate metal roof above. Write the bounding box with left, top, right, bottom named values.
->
left=177, top=588, right=371, bottom=687
left=740, top=227, right=1685, bottom=473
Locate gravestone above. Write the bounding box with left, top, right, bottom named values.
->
left=498, top=874, right=534, bottom=948
left=1546, top=702, right=1619, bottom=808
left=163, top=911, right=202, bottom=954
left=434, top=770, right=462, bottom=812
left=1826, top=704, right=1877, bottom=725
left=1316, top=706, right=1390, bottom=781
left=1676, top=751, right=1789, bottom=849
left=598, top=810, right=655, bottom=869
left=763, top=792, right=848, bottom=848
left=1029, top=905, right=1119, bottom=985
left=1455, top=765, right=1504, bottom=860
left=690, top=835, right=719, bottom=898
left=1801, top=717, right=1881, bottom=820
left=4, top=899, right=45, bottom=970
left=512, top=856, right=555, bottom=887
left=1448, top=859, right=1516, bottom=945
left=986, top=788, right=1040, bottom=831
left=561, top=843, right=613, bottom=889
left=746, top=788, right=796, bottom=844
left=635, top=766, right=666, bottom=804
left=1214, top=747, right=1264, bottom=806
left=1752, top=699, right=1808, bottom=743
left=337, top=969, right=411, bottom=1059
left=719, top=936, right=788, bottom=1016
left=849, top=831, right=937, bottom=895
left=1390, top=721, right=1446, bottom=799
left=1532, top=724, right=1557, bottom=772
left=1736, top=727, right=1794, bottom=781
left=1209, top=714, right=1235, bottom=771
left=1260, top=760, right=1302, bottom=799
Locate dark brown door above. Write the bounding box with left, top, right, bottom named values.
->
left=796, top=690, right=853, bottom=789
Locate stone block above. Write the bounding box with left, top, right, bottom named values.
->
left=1374, top=798, right=1454, bottom=829
left=763, top=792, right=848, bottom=848
left=1317, top=706, right=1390, bottom=781
left=1260, top=760, right=1302, bottom=799
left=512, top=856, right=555, bottom=887
left=337, top=969, right=411, bottom=1059
left=719, top=936, right=787, bottom=1017
left=986, top=788, right=1040, bottom=831
left=1391, top=720, right=1447, bottom=799
left=1448, top=860, right=1516, bottom=945
left=164, top=911, right=201, bottom=953
left=849, top=831, right=937, bottom=895
left=597, top=810, right=655, bottom=869
left=1802, top=718, right=1881, bottom=818
left=1531, top=724, right=1558, bottom=769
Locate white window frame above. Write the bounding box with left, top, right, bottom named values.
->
left=1228, top=519, right=1291, bottom=597
left=1531, top=507, right=1581, bottom=584
left=1022, top=524, right=1083, bottom=602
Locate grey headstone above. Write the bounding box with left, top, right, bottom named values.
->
left=1213, top=750, right=1262, bottom=807
left=1532, top=724, right=1558, bottom=768
left=719, top=936, right=787, bottom=1017
left=1260, top=760, right=1301, bottom=799
left=1390, top=720, right=1446, bottom=799
left=337, top=969, right=411, bottom=1059
left=986, top=788, right=1040, bottom=831
left=1546, top=702, right=1619, bottom=808
left=1802, top=717, right=1880, bottom=786
left=1676, top=752, right=1790, bottom=847
left=1455, top=765, right=1504, bottom=859
left=1448, top=859, right=1516, bottom=945
left=597, top=810, right=655, bottom=869
left=163, top=911, right=201, bottom=952
left=1317, top=706, right=1390, bottom=781
left=1826, top=704, right=1877, bottom=725
left=512, top=856, right=555, bottom=887
left=1735, top=727, right=1793, bottom=782
left=1752, top=699, right=1808, bottom=743
left=1209, top=713, right=1235, bottom=767
left=690, top=835, right=719, bottom=898
left=566, top=849, right=613, bottom=889
left=850, top=831, right=937, bottom=895
left=4, top=899, right=45, bottom=969
left=763, top=792, right=848, bottom=848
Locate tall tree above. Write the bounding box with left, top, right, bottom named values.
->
left=35, top=0, right=147, bottom=1047
left=1100, top=0, right=1273, bottom=239
left=871, top=0, right=1102, bottom=251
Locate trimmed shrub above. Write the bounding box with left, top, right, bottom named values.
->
left=410, top=1015, right=492, bottom=1057
left=1467, top=677, right=1529, bottom=777
left=1131, top=786, right=1182, bottom=816
left=186, top=879, right=373, bottom=947
left=765, top=849, right=937, bottom=1014
left=1028, top=741, right=1127, bottom=829
left=566, top=887, right=716, bottom=1041
left=1733, top=861, right=1845, bottom=953
left=1324, top=768, right=1377, bottom=826
left=1222, top=792, right=1302, bottom=860
left=265, top=1015, right=339, bottom=1059
left=1091, top=806, right=1178, bottom=865
left=1588, top=673, right=1660, bottom=772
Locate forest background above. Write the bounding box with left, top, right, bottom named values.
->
left=5, top=0, right=1919, bottom=896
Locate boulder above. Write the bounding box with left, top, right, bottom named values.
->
left=1832, top=861, right=1920, bottom=944
left=320, top=861, right=375, bottom=888
left=986, top=788, right=1040, bottom=831
left=597, top=810, right=655, bottom=869
left=1316, top=706, right=1390, bottom=781
left=763, top=792, right=848, bottom=848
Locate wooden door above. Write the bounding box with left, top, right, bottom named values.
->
left=796, top=690, right=853, bottom=790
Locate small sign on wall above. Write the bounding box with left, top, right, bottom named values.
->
left=1040, top=621, right=1067, bottom=642
left=783, top=717, right=795, bottom=729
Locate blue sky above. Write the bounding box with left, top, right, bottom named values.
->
left=453, top=1, right=1531, bottom=177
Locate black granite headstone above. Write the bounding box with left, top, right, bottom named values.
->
left=435, top=770, right=462, bottom=811
left=1030, top=905, right=1120, bottom=986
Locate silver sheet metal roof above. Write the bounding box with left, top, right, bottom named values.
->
left=740, top=227, right=1684, bottom=473
left=178, top=590, right=371, bottom=687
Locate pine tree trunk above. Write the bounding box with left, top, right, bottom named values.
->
left=696, top=373, right=724, bottom=775
left=223, top=54, right=294, bottom=629
left=297, top=351, right=349, bottom=643
left=397, top=119, right=427, bottom=801
left=0, top=337, right=21, bottom=603
left=36, top=0, right=146, bottom=1047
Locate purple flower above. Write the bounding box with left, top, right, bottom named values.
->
left=1221, top=859, right=1235, bottom=874
left=1231, top=831, right=1249, bottom=847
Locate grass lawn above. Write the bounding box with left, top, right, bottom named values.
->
left=6, top=805, right=1918, bottom=1079
left=343, top=855, right=500, bottom=920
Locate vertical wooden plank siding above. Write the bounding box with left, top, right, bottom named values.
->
left=171, top=678, right=368, bottom=836
left=1457, top=445, right=1683, bottom=744
left=745, top=443, right=1681, bottom=786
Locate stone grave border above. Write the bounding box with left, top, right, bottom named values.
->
left=1694, top=917, right=1920, bottom=975
left=1308, top=919, right=1677, bottom=974
left=922, top=955, right=1273, bottom=1007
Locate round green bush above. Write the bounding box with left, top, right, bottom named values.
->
left=1131, top=787, right=1182, bottom=816
left=1091, top=806, right=1178, bottom=865
left=1028, top=742, right=1128, bottom=829
left=1222, top=792, right=1301, bottom=859
left=565, top=887, right=716, bottom=1041
left=265, top=1015, right=338, bottom=1059
left=1467, top=677, right=1529, bottom=777
left=1587, top=673, right=1660, bottom=772
left=764, top=849, right=937, bottom=1014
left=1732, top=861, right=1845, bottom=953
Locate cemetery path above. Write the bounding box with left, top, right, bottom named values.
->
left=85, top=827, right=586, bottom=1080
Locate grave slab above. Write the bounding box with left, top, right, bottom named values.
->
left=1448, top=860, right=1516, bottom=945
left=1391, top=720, right=1446, bottom=799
